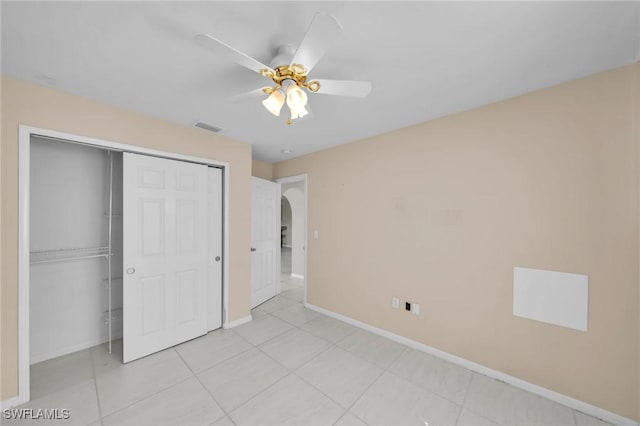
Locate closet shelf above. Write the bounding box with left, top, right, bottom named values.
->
left=103, top=307, right=123, bottom=324
left=30, top=246, right=111, bottom=264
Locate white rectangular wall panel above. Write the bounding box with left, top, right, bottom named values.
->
left=513, top=267, right=588, bottom=332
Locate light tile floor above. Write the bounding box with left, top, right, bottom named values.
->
left=9, top=289, right=615, bottom=426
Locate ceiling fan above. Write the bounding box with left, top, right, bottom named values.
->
left=195, top=12, right=372, bottom=125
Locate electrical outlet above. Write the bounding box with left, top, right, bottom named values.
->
left=412, top=303, right=420, bottom=315
left=405, top=302, right=411, bottom=311
left=392, top=297, right=399, bottom=309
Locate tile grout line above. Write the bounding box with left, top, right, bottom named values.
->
left=230, top=302, right=348, bottom=419
left=223, top=371, right=297, bottom=418
left=225, top=320, right=325, bottom=414
left=98, top=348, right=195, bottom=420
left=292, top=347, right=383, bottom=425
left=235, top=312, right=296, bottom=346
left=180, top=326, right=258, bottom=371
left=174, top=345, right=232, bottom=425
left=88, top=347, right=105, bottom=426
left=255, top=298, right=423, bottom=425
left=190, top=343, right=256, bottom=377
left=349, top=337, right=483, bottom=413
left=335, top=338, right=474, bottom=424
left=331, top=335, right=411, bottom=424
left=453, top=371, right=475, bottom=426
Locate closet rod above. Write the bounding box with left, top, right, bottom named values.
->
left=31, top=253, right=110, bottom=264
left=30, top=247, right=111, bottom=264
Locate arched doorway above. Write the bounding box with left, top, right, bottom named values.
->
left=281, top=195, right=292, bottom=278
left=280, top=179, right=306, bottom=293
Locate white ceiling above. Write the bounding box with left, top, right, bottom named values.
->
left=2, top=2, right=639, bottom=162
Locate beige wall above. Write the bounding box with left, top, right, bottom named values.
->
left=0, top=76, right=252, bottom=400
left=274, top=63, right=640, bottom=420
left=252, top=159, right=273, bottom=180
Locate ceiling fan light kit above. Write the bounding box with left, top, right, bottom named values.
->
left=260, top=64, right=317, bottom=124
left=195, top=12, right=372, bottom=125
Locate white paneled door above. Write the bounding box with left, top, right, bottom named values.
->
left=123, top=153, right=211, bottom=362
left=251, top=177, right=278, bottom=308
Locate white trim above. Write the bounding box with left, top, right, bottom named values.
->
left=30, top=333, right=122, bottom=365
left=274, top=174, right=308, bottom=305
left=0, top=395, right=27, bottom=410
left=291, top=273, right=305, bottom=280
left=223, top=315, right=252, bottom=329
left=17, top=125, right=231, bottom=406
left=305, top=303, right=640, bottom=426
left=18, top=126, right=31, bottom=404
left=276, top=182, right=282, bottom=294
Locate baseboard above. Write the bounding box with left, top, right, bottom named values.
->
left=291, top=273, right=304, bottom=280
left=0, top=395, right=28, bottom=410
left=30, top=333, right=123, bottom=365
left=223, top=315, right=252, bottom=329
left=305, top=303, right=639, bottom=426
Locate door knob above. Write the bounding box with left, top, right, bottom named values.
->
left=126, top=267, right=136, bottom=275
left=250, top=247, right=256, bottom=252
left=215, top=256, right=221, bottom=262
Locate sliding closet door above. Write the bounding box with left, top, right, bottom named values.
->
left=123, top=153, right=208, bottom=362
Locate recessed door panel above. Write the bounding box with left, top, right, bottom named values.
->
left=140, top=199, right=164, bottom=256
left=176, top=200, right=197, bottom=254
left=177, top=172, right=198, bottom=192
left=141, top=275, right=164, bottom=335
left=139, top=168, right=165, bottom=189
left=176, top=269, right=197, bottom=325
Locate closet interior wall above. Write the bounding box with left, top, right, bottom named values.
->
left=30, top=137, right=123, bottom=363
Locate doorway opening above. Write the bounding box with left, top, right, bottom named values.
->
left=277, top=175, right=307, bottom=301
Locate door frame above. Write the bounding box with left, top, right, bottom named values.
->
left=17, top=124, right=231, bottom=405
left=274, top=174, right=308, bottom=305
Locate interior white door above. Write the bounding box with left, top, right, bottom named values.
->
left=123, top=153, right=208, bottom=362
left=207, top=167, right=223, bottom=331
left=251, top=177, right=278, bottom=308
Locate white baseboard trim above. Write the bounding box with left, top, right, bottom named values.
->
left=0, top=395, right=27, bottom=410
left=30, top=333, right=123, bottom=365
left=305, top=303, right=639, bottom=426
left=223, top=315, right=252, bottom=329
left=291, top=273, right=304, bottom=280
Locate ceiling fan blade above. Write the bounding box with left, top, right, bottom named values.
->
left=195, top=34, right=274, bottom=75
left=228, top=87, right=269, bottom=102
left=312, top=79, right=372, bottom=98
left=290, top=12, right=342, bottom=73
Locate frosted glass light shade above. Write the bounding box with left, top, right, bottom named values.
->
left=262, top=90, right=285, bottom=116
left=286, top=84, right=308, bottom=120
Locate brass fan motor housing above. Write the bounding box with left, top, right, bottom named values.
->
left=260, top=64, right=320, bottom=93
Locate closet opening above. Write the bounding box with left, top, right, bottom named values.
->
left=18, top=126, right=230, bottom=405
left=30, top=137, right=123, bottom=364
